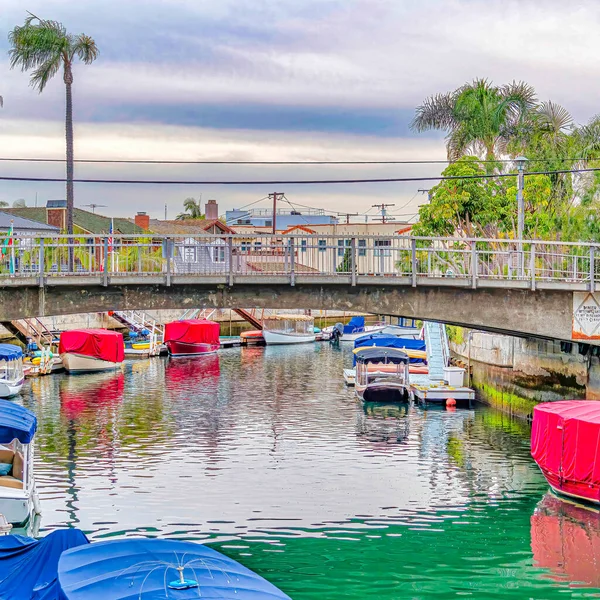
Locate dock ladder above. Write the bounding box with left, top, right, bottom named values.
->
left=424, top=321, right=450, bottom=381
left=111, top=310, right=164, bottom=355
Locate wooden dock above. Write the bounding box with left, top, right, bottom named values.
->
left=343, top=369, right=355, bottom=386
left=409, top=374, right=475, bottom=407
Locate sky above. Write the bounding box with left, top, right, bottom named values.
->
left=0, top=0, right=599, bottom=221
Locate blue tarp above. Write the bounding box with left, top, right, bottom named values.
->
left=354, top=334, right=426, bottom=365
left=0, top=529, right=88, bottom=600
left=0, top=344, right=22, bottom=361
left=0, top=399, right=37, bottom=444
left=58, top=538, right=291, bottom=600
left=343, top=316, right=365, bottom=334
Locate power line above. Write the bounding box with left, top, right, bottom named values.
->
left=1, top=166, right=599, bottom=185
left=0, top=157, right=595, bottom=165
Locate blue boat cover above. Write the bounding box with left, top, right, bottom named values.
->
left=343, top=316, right=365, bottom=334
left=0, top=529, right=88, bottom=600
left=58, top=538, right=291, bottom=600
left=354, top=334, right=426, bottom=365
left=0, top=344, right=22, bottom=361
left=0, top=399, right=37, bottom=444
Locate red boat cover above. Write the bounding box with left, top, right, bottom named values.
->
left=59, top=329, right=124, bottom=363
left=531, top=401, right=600, bottom=497
left=164, top=319, right=220, bottom=345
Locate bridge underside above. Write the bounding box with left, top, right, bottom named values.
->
left=0, top=281, right=576, bottom=342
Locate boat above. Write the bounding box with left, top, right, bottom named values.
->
left=164, top=319, right=220, bottom=356
left=0, top=400, right=40, bottom=525
left=355, top=347, right=411, bottom=403
left=331, top=316, right=386, bottom=342
left=262, top=314, right=316, bottom=345
left=0, top=345, right=24, bottom=398
left=241, top=329, right=265, bottom=345
left=59, top=329, right=124, bottom=373
left=531, top=400, right=600, bottom=505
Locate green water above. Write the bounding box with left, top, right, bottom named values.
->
left=18, top=344, right=600, bottom=598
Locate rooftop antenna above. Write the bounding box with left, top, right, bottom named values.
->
left=83, top=203, right=107, bottom=214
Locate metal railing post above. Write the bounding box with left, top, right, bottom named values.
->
left=411, top=238, right=417, bottom=287
left=471, top=243, right=477, bottom=289
left=228, top=237, right=234, bottom=286
left=350, top=237, right=357, bottom=286
left=103, top=237, right=109, bottom=286
left=530, top=242, right=536, bottom=291
left=166, top=237, right=171, bottom=286
left=290, top=238, right=295, bottom=286
left=38, top=239, right=45, bottom=288
left=590, top=246, right=596, bottom=293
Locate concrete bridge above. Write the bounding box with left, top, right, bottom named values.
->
left=0, top=233, right=598, bottom=343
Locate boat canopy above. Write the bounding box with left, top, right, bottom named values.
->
left=0, top=344, right=22, bottom=361
left=355, top=347, right=409, bottom=365
left=354, top=334, right=425, bottom=358
left=59, top=329, right=124, bottom=363
left=0, top=529, right=88, bottom=600
left=58, top=538, right=291, bottom=600
left=164, top=319, right=220, bottom=345
left=531, top=400, right=600, bottom=499
left=344, top=316, right=365, bottom=334
left=0, top=399, right=37, bottom=444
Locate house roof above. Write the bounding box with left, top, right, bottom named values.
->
left=0, top=210, right=60, bottom=232
left=282, top=225, right=317, bottom=234
left=144, top=219, right=235, bottom=235
left=3, top=207, right=144, bottom=235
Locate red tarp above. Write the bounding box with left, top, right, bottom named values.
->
left=164, top=320, right=220, bottom=345
left=531, top=401, right=600, bottom=502
left=59, top=329, right=124, bottom=363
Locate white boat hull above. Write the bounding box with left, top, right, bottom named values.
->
left=356, top=380, right=410, bottom=403
left=0, top=488, right=34, bottom=525
left=263, top=331, right=316, bottom=345
left=0, top=378, right=24, bottom=398
left=341, top=325, right=386, bottom=342
left=61, top=353, right=121, bottom=373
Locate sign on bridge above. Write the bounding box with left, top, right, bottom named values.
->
left=573, top=292, right=600, bottom=340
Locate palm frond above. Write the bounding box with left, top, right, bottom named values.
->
left=30, top=58, right=61, bottom=92
left=411, top=92, right=456, bottom=132
left=535, top=100, right=573, bottom=133
left=72, top=33, right=99, bottom=64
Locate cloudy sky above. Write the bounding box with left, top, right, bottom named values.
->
left=0, top=0, right=598, bottom=221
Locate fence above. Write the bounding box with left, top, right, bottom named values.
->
left=0, top=233, right=598, bottom=289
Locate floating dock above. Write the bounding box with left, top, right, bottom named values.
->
left=343, top=369, right=355, bottom=386
left=409, top=374, right=475, bottom=407
left=220, top=336, right=242, bottom=348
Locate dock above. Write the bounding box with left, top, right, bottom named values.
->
left=409, top=374, right=475, bottom=407
left=220, top=336, right=242, bottom=348
left=343, top=369, right=355, bottom=386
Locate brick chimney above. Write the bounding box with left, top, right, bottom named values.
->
left=205, top=199, right=218, bottom=220
left=135, top=211, right=150, bottom=230
left=46, top=200, right=66, bottom=230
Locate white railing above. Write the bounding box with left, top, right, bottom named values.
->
left=0, top=233, right=599, bottom=290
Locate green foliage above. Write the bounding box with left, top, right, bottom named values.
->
left=176, top=197, right=205, bottom=220
left=336, top=247, right=352, bottom=273
left=446, top=325, right=465, bottom=345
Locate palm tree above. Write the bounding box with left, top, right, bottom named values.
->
left=8, top=13, right=98, bottom=235
left=176, top=198, right=204, bottom=220
left=411, top=79, right=537, bottom=163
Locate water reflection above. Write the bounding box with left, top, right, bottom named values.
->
left=531, top=493, right=600, bottom=588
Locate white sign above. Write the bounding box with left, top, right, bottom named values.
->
left=573, top=292, right=600, bottom=340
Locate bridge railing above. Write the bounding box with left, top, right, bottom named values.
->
left=0, top=233, right=598, bottom=289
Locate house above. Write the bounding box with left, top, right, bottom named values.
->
left=0, top=211, right=60, bottom=237
left=226, top=206, right=337, bottom=230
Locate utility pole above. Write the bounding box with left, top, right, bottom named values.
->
left=418, top=189, right=432, bottom=203
left=164, top=203, right=167, bottom=220
left=269, top=192, right=284, bottom=234
left=372, top=203, right=395, bottom=223
left=516, top=156, right=528, bottom=240
left=338, top=212, right=359, bottom=224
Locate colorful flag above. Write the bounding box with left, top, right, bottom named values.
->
left=1, top=221, right=13, bottom=257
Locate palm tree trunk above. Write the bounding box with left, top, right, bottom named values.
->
left=65, top=78, right=74, bottom=235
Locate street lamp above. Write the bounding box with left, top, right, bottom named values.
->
left=516, top=156, right=528, bottom=240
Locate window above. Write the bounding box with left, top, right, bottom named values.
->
left=318, top=239, right=327, bottom=252
left=374, top=239, right=391, bottom=257
left=240, top=242, right=250, bottom=253
left=182, top=246, right=197, bottom=262
left=358, top=239, right=366, bottom=256
left=254, top=241, right=262, bottom=251
left=212, top=245, right=226, bottom=263
left=338, top=239, right=350, bottom=256
left=301, top=239, right=307, bottom=253
left=264, top=220, right=272, bottom=227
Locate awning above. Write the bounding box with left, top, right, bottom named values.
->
left=354, top=334, right=425, bottom=364
left=0, top=400, right=37, bottom=444
left=58, top=538, right=291, bottom=599
left=0, top=344, right=23, bottom=361
left=355, top=347, right=409, bottom=365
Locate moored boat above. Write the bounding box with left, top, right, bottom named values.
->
left=241, top=329, right=265, bottom=345
left=0, top=345, right=24, bottom=398
left=531, top=400, right=600, bottom=505
left=164, top=319, right=220, bottom=356
left=335, top=316, right=386, bottom=342
left=262, top=314, right=315, bottom=345
left=0, top=400, right=40, bottom=525
left=59, top=329, right=124, bottom=374
left=355, top=347, right=411, bottom=403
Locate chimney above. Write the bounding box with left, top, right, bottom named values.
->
left=135, top=211, right=150, bottom=230
left=205, top=199, right=218, bottom=220
left=46, top=200, right=67, bottom=231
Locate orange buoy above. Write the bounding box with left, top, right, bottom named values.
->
left=446, top=398, right=457, bottom=407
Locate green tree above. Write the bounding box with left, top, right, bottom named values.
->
left=8, top=13, right=99, bottom=235
left=176, top=197, right=204, bottom=220
left=411, top=79, right=536, bottom=164
left=12, top=199, right=26, bottom=208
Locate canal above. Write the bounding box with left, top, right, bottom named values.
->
left=17, top=344, right=600, bottom=598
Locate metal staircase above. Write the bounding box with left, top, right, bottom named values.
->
left=424, top=321, right=449, bottom=381
left=178, top=308, right=216, bottom=321
left=112, top=311, right=164, bottom=340
left=2, top=318, right=56, bottom=349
